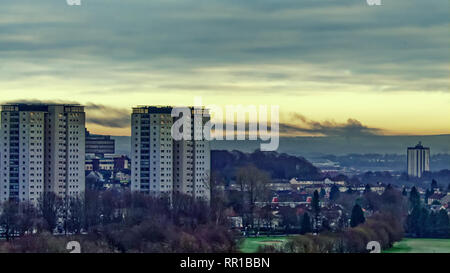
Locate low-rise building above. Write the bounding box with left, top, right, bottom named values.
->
left=428, top=193, right=447, bottom=205
left=85, top=129, right=115, bottom=156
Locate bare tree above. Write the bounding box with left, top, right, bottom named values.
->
left=38, top=192, right=62, bottom=233
left=17, top=201, right=39, bottom=236
left=0, top=200, right=20, bottom=241
left=201, top=171, right=228, bottom=225
left=66, top=196, right=84, bottom=234
left=236, top=165, right=271, bottom=229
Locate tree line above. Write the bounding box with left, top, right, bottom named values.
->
left=261, top=185, right=409, bottom=253
left=261, top=212, right=403, bottom=253
left=406, top=186, right=450, bottom=238
left=0, top=190, right=238, bottom=253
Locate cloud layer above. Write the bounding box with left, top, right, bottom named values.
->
left=280, top=113, right=383, bottom=137
left=0, top=0, right=448, bottom=93
left=85, top=103, right=130, bottom=128
left=1, top=98, right=380, bottom=138
left=0, top=0, right=448, bottom=135
left=1, top=99, right=130, bottom=130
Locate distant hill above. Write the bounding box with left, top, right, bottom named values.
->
left=211, top=150, right=322, bottom=181
left=112, top=137, right=322, bottom=180
left=210, top=135, right=450, bottom=157
left=111, top=135, right=450, bottom=174
left=112, top=135, right=450, bottom=158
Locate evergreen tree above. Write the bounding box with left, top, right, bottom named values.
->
left=330, top=185, right=340, bottom=201
left=428, top=211, right=439, bottom=237
left=311, top=190, right=320, bottom=233
left=402, top=187, right=407, bottom=196
left=300, top=212, right=312, bottom=234
left=350, top=204, right=365, bottom=228
left=406, top=206, right=421, bottom=236
left=319, top=188, right=326, bottom=198
left=418, top=207, right=429, bottom=237
left=436, top=209, right=450, bottom=238
left=406, top=187, right=422, bottom=236
left=312, top=190, right=320, bottom=215
left=409, top=186, right=421, bottom=209
left=364, top=184, right=371, bottom=194
left=431, top=179, right=438, bottom=190
left=425, top=189, right=432, bottom=205
left=311, top=190, right=320, bottom=214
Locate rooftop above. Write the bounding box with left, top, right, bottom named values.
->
left=132, top=105, right=209, bottom=115
left=1, top=103, right=84, bottom=112
left=408, top=141, right=430, bottom=150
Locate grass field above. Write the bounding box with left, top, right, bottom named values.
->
left=241, top=237, right=450, bottom=253
left=383, top=238, right=450, bottom=253
left=240, top=236, right=290, bottom=253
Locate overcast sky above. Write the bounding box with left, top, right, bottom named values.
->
left=0, top=0, right=448, bottom=136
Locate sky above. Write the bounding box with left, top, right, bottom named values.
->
left=0, top=0, right=449, bottom=137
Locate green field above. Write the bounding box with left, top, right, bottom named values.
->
left=241, top=237, right=450, bottom=253
left=384, top=238, right=450, bottom=253
left=240, top=236, right=290, bottom=253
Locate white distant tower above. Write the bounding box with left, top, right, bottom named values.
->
left=407, top=141, right=430, bottom=178
left=131, top=106, right=211, bottom=201
left=173, top=107, right=211, bottom=201
left=131, top=106, right=174, bottom=198
left=0, top=104, right=86, bottom=204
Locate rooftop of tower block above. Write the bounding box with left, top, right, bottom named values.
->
left=133, top=106, right=209, bottom=115
left=1, top=103, right=84, bottom=113
left=407, top=141, right=430, bottom=150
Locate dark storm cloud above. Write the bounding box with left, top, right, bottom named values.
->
left=3, top=99, right=80, bottom=105
left=1, top=99, right=130, bottom=129
left=85, top=103, right=130, bottom=128
left=279, top=113, right=384, bottom=137
left=0, top=0, right=448, bottom=92
left=212, top=113, right=383, bottom=137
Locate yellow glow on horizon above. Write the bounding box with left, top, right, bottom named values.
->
left=1, top=63, right=448, bottom=137
left=85, top=90, right=450, bottom=136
